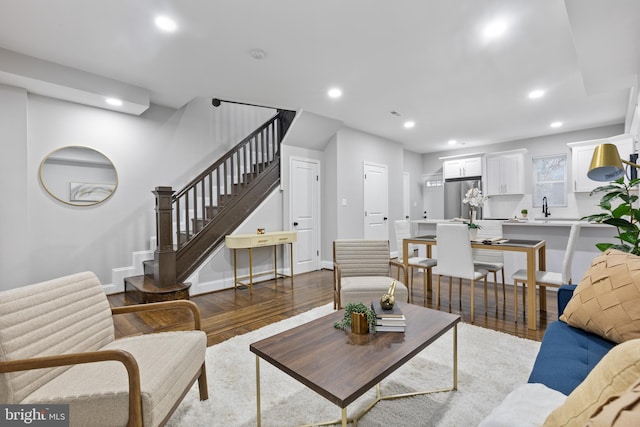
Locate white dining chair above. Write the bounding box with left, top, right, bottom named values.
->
left=472, top=220, right=505, bottom=307
left=511, top=223, right=581, bottom=321
left=434, top=223, right=490, bottom=323
left=394, top=219, right=437, bottom=303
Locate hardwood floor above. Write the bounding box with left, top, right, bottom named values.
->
left=108, top=269, right=557, bottom=346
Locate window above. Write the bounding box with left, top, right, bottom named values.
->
left=532, top=154, right=567, bottom=207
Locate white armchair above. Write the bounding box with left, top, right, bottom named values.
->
left=333, top=239, right=409, bottom=309
left=0, top=271, right=208, bottom=427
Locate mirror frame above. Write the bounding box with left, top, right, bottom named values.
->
left=39, top=146, right=118, bottom=206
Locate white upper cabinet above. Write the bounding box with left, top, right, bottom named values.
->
left=568, top=134, right=634, bottom=193
left=486, top=149, right=526, bottom=196
left=442, top=156, right=482, bottom=179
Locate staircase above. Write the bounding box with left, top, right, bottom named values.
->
left=124, top=108, right=295, bottom=303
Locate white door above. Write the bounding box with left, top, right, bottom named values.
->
left=290, top=158, right=320, bottom=274
left=364, top=162, right=388, bottom=240
left=423, top=174, right=444, bottom=219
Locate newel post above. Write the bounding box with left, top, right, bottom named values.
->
left=153, top=186, right=176, bottom=287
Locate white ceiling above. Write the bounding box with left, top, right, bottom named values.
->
left=0, top=0, right=638, bottom=154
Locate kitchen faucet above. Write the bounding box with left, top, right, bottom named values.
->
left=542, top=196, right=550, bottom=217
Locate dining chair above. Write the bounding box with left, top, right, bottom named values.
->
left=393, top=219, right=437, bottom=303
left=512, top=223, right=581, bottom=321
left=434, top=223, right=491, bottom=323
left=472, top=220, right=505, bottom=307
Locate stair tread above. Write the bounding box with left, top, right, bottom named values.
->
left=125, top=275, right=191, bottom=294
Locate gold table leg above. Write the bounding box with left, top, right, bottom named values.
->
left=248, top=247, right=253, bottom=294
left=233, top=248, right=238, bottom=290
left=256, top=355, right=261, bottom=427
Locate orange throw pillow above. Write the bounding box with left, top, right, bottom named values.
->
left=560, top=249, right=640, bottom=343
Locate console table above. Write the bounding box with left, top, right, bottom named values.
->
left=225, top=231, right=297, bottom=293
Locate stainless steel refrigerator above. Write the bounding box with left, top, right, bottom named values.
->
left=443, top=177, right=483, bottom=220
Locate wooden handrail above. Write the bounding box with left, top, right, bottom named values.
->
left=153, top=108, right=294, bottom=287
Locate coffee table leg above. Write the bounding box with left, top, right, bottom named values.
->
left=341, top=408, right=347, bottom=427
left=453, top=324, right=458, bottom=390
left=256, top=356, right=261, bottom=427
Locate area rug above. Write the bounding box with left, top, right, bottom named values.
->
left=166, top=304, right=541, bottom=426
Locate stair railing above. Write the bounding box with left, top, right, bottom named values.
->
left=152, top=109, right=294, bottom=287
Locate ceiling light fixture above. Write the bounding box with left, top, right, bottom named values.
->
left=249, top=48, right=266, bottom=60
left=528, top=89, right=545, bottom=99
left=483, top=19, right=508, bottom=39
left=448, top=139, right=457, bottom=145
left=550, top=121, right=563, bottom=128
left=155, top=15, right=177, bottom=32
left=328, top=88, right=342, bottom=99
left=105, top=97, right=123, bottom=107
left=404, top=121, right=415, bottom=129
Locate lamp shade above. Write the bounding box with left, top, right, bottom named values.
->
left=588, top=143, right=625, bottom=181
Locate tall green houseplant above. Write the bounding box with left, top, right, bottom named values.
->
left=582, top=177, right=640, bottom=255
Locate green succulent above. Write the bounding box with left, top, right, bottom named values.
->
left=333, top=302, right=376, bottom=333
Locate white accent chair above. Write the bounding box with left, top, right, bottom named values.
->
left=434, top=223, right=491, bottom=323
left=333, top=239, right=409, bottom=309
left=0, top=272, right=208, bottom=427
left=472, top=220, right=505, bottom=307
left=512, top=223, right=581, bottom=321
left=393, top=219, right=437, bottom=303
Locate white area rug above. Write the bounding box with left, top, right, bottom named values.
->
left=167, top=304, right=541, bottom=427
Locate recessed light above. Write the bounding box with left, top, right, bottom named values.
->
left=528, top=89, right=545, bottom=99
left=448, top=139, right=457, bottom=145
left=249, top=48, right=266, bottom=60
left=328, top=88, right=342, bottom=99
left=155, top=15, right=177, bottom=32
left=483, top=19, right=508, bottom=39
left=404, top=121, right=415, bottom=129
left=105, top=97, right=123, bottom=107
left=550, top=121, right=563, bottom=128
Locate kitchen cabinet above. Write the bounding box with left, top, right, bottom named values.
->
left=442, top=156, right=482, bottom=179
left=486, top=150, right=526, bottom=195
left=568, top=134, right=634, bottom=193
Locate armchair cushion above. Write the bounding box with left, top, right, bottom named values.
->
left=0, top=272, right=115, bottom=403
left=339, top=276, right=409, bottom=307
left=24, top=331, right=206, bottom=427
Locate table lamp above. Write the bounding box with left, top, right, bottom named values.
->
left=588, top=143, right=640, bottom=181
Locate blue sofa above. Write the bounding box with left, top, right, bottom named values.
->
left=527, top=284, right=617, bottom=395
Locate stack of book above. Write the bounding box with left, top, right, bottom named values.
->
left=371, top=300, right=406, bottom=332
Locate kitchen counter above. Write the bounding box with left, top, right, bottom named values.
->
left=412, top=218, right=610, bottom=228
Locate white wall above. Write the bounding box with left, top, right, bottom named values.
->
left=1, top=89, right=274, bottom=291
left=402, top=149, right=425, bottom=221
left=0, top=84, right=29, bottom=288
left=421, top=124, right=625, bottom=220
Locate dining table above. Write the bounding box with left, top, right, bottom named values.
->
left=403, top=235, right=547, bottom=330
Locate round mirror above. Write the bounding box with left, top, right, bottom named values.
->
left=39, top=146, right=118, bottom=206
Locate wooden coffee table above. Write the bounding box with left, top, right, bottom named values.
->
left=249, top=303, right=461, bottom=426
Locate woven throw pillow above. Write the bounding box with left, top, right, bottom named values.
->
left=585, top=376, right=640, bottom=426
left=543, top=338, right=640, bottom=427
left=560, top=249, right=640, bottom=343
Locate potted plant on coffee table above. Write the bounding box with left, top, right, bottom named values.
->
left=521, top=209, right=528, bottom=218
left=334, top=302, right=377, bottom=334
